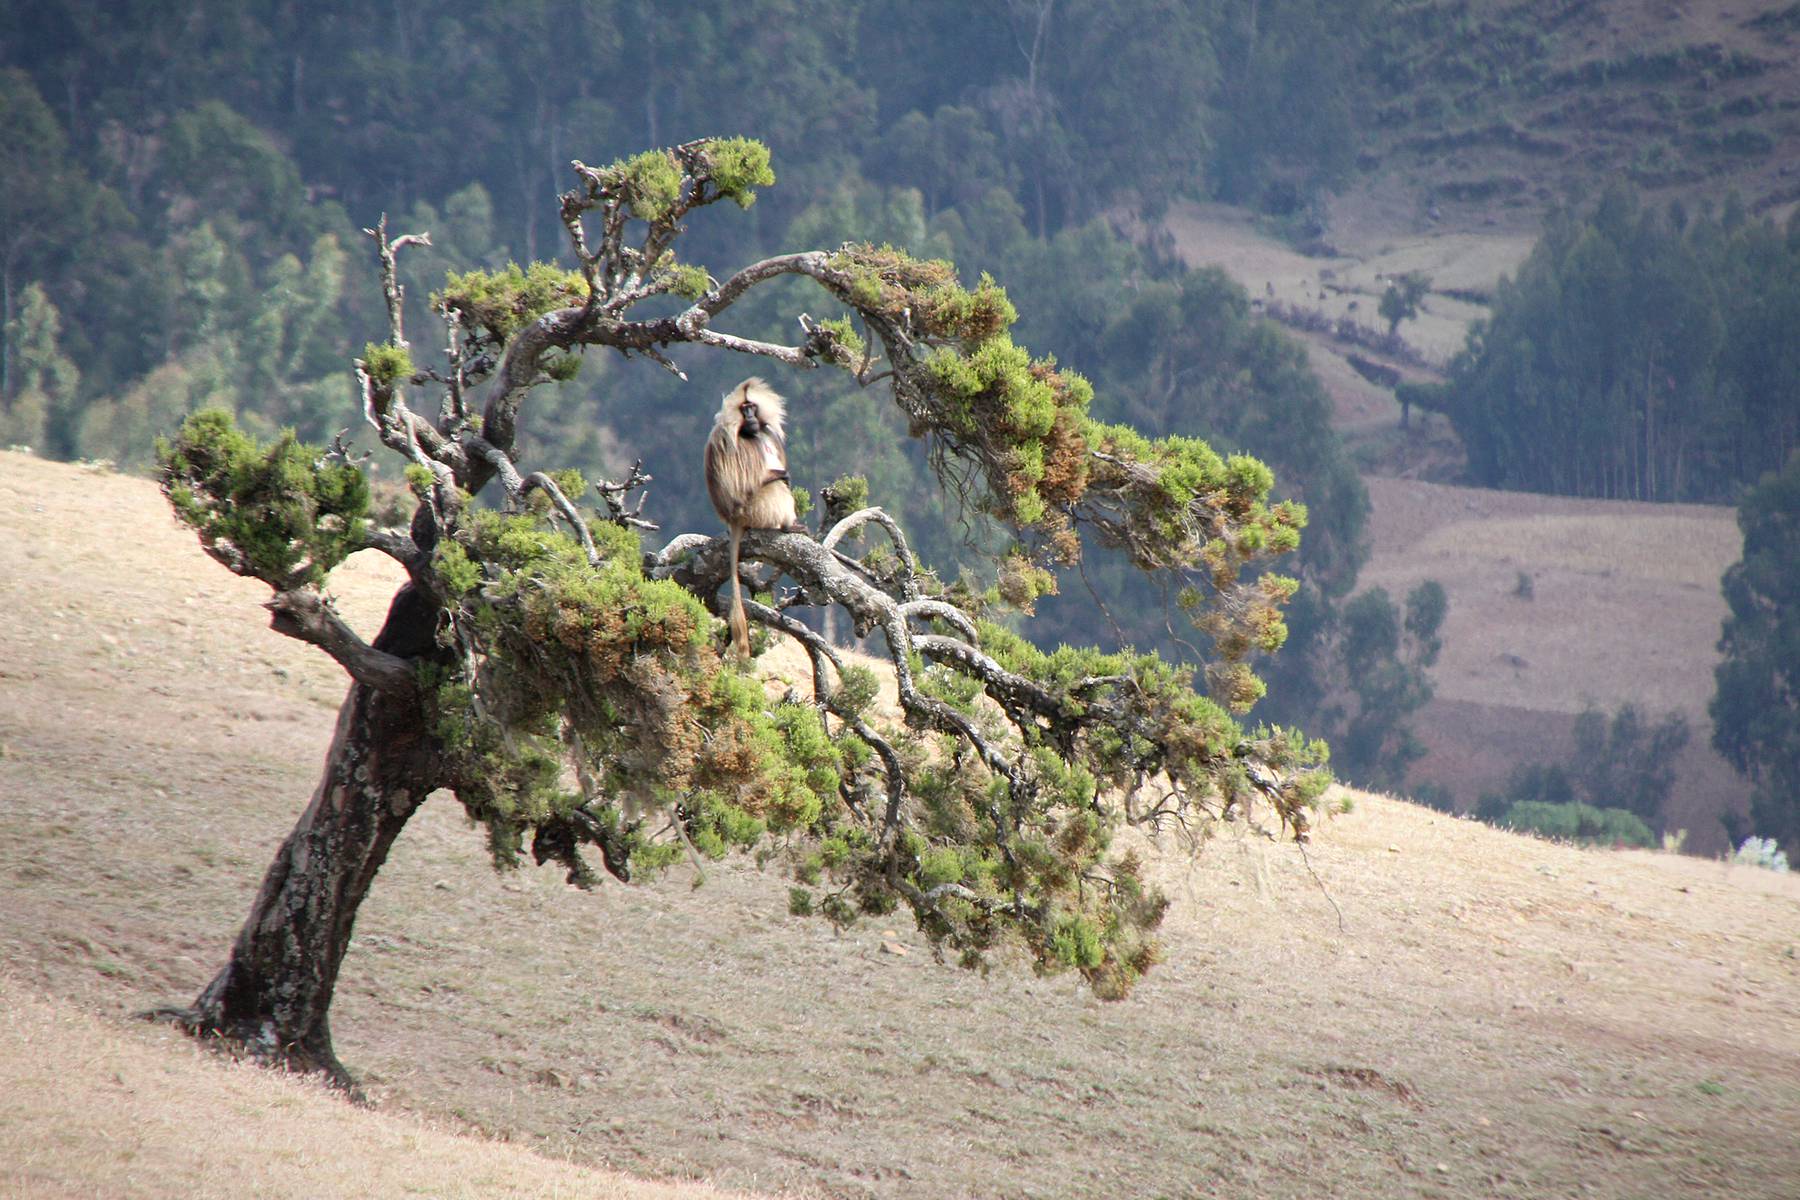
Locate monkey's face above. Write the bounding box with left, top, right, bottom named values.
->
left=737, top=400, right=764, bottom=438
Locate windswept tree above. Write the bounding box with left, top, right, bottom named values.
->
left=149, top=139, right=1326, bottom=1088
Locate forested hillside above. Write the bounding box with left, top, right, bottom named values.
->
left=1405, top=187, right=1800, bottom=503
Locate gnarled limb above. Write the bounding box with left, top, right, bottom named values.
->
left=265, top=590, right=416, bottom=696
left=363, top=215, right=432, bottom=350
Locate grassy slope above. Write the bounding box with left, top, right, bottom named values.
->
left=3, top=451, right=1798, bottom=1199
left=0, top=978, right=753, bottom=1200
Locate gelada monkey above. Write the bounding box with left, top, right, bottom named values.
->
left=704, top=377, right=798, bottom=659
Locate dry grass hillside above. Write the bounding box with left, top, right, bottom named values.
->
left=3, top=450, right=1799, bottom=1200
left=0, top=977, right=753, bottom=1200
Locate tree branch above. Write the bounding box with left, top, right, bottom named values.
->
left=362, top=215, right=431, bottom=349
left=690, top=328, right=816, bottom=366
left=522, top=471, right=600, bottom=567
left=265, top=590, right=416, bottom=695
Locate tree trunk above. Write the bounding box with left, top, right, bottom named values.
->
left=2, top=267, right=13, bottom=401
left=149, top=592, right=442, bottom=1090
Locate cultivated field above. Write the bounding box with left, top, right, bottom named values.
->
left=1160, top=202, right=1752, bottom=851
left=3, top=451, right=1798, bottom=1199
left=1356, top=476, right=1747, bottom=848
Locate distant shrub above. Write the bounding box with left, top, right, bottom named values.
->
left=1411, top=782, right=1457, bottom=813
left=1494, top=801, right=1656, bottom=848
left=1477, top=704, right=1687, bottom=835
left=1731, top=837, right=1791, bottom=873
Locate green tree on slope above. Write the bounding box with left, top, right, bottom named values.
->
left=1711, top=451, right=1800, bottom=854
left=149, top=141, right=1328, bottom=1088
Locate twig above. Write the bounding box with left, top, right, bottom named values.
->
left=1295, top=839, right=1346, bottom=934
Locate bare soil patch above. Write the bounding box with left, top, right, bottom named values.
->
left=1359, top=478, right=1737, bottom=717
left=3, top=450, right=1798, bottom=1199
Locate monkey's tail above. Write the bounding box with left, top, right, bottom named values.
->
left=728, top=524, right=751, bottom=661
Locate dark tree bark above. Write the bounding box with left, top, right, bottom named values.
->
left=149, top=590, right=443, bottom=1090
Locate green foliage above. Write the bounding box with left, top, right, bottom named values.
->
left=1260, top=580, right=1444, bottom=793
left=829, top=244, right=1011, bottom=344
left=1378, top=271, right=1431, bottom=336
left=432, top=541, right=481, bottom=598
left=423, top=500, right=879, bottom=876
left=438, top=262, right=588, bottom=341
left=811, top=317, right=865, bottom=362
left=1569, top=703, right=1690, bottom=830
left=826, top=243, right=1100, bottom=541
left=834, top=665, right=880, bottom=718
left=617, top=149, right=684, bottom=221
left=361, top=343, right=414, bottom=388
left=1001, top=261, right=1377, bottom=765
left=1081, top=419, right=1301, bottom=572
left=1210, top=0, right=1377, bottom=209
left=0, top=282, right=78, bottom=451
left=0, top=14, right=1368, bottom=771
left=1490, top=800, right=1656, bottom=848
left=67, top=224, right=353, bottom=464
left=697, top=137, right=776, bottom=207
left=158, top=410, right=370, bottom=589
left=1336, top=582, right=1444, bottom=787
left=661, top=263, right=712, bottom=300
left=1475, top=702, right=1689, bottom=834
left=994, top=552, right=1057, bottom=613
left=129, top=111, right=1338, bottom=1007
left=583, top=139, right=774, bottom=226
left=1711, top=450, right=1800, bottom=855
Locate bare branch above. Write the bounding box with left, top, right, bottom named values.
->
left=639, top=346, right=688, bottom=381
left=900, top=599, right=980, bottom=642
left=362, top=215, right=432, bottom=349
left=691, top=328, right=815, bottom=366
left=522, top=471, right=601, bottom=567
left=678, top=252, right=829, bottom=330
left=591, top=460, right=659, bottom=532
left=438, top=302, right=471, bottom=431
left=822, top=506, right=922, bottom=602
left=265, top=590, right=416, bottom=695
left=362, top=526, right=425, bottom=570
